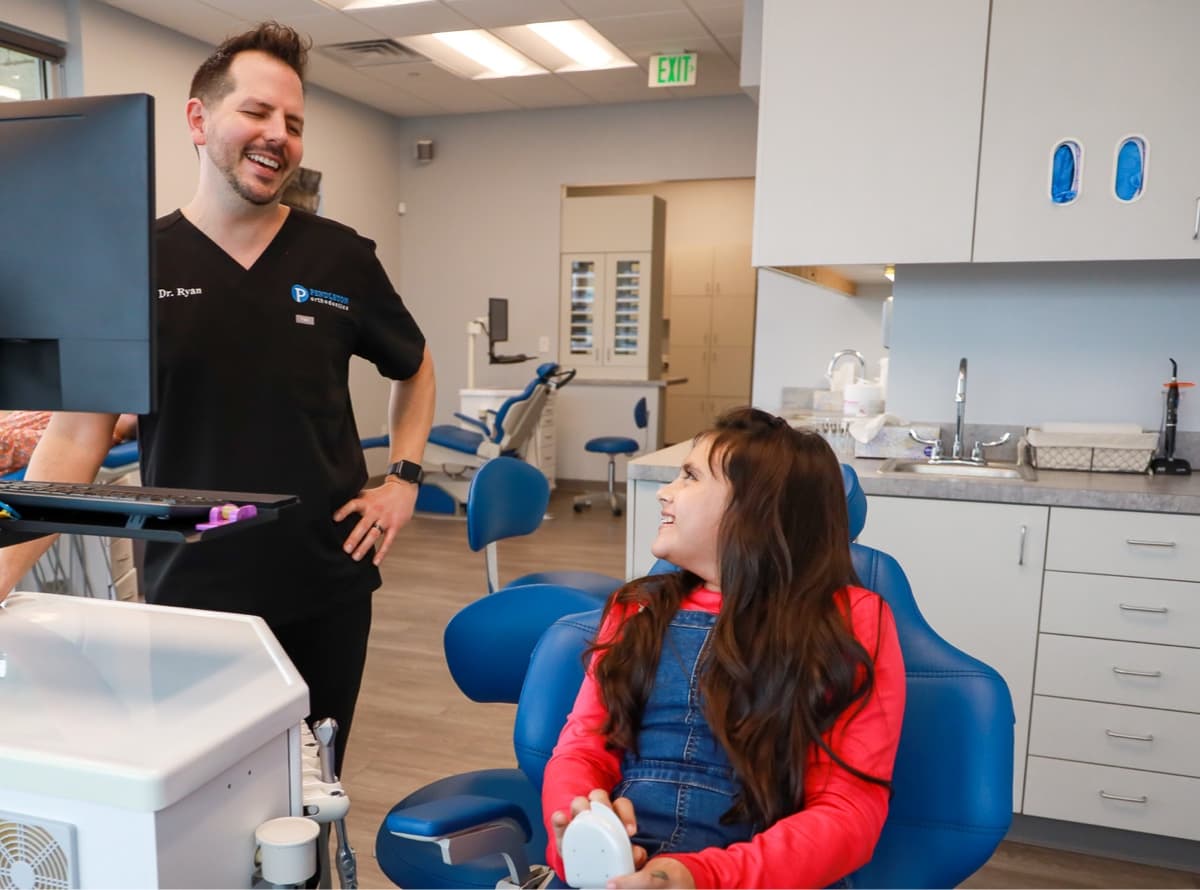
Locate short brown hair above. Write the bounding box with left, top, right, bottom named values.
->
left=190, top=21, right=310, bottom=104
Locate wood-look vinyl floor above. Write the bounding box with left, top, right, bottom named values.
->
left=336, top=487, right=1198, bottom=889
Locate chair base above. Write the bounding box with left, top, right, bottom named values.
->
left=573, top=491, right=624, bottom=516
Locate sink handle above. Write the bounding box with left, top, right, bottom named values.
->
left=909, top=428, right=942, bottom=460
left=971, top=432, right=1012, bottom=462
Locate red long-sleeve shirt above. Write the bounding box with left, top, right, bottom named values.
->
left=542, top=585, right=905, bottom=889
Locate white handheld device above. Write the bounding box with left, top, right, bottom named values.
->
left=562, top=800, right=636, bottom=888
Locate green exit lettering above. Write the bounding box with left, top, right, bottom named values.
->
left=649, top=53, right=698, bottom=88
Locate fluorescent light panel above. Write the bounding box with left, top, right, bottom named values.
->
left=497, top=19, right=635, bottom=73
left=340, top=0, right=434, bottom=9
left=402, top=30, right=546, bottom=79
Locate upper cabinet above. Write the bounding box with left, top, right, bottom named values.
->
left=974, top=0, right=1200, bottom=262
left=753, top=0, right=1200, bottom=267
left=560, top=196, right=665, bottom=380
left=752, top=0, right=990, bottom=267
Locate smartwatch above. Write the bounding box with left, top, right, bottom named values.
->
left=386, top=460, right=424, bottom=485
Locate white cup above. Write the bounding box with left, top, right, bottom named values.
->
left=256, top=817, right=320, bottom=886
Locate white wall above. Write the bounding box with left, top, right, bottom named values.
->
left=3, top=0, right=68, bottom=42
left=21, top=1, right=408, bottom=468
left=751, top=269, right=888, bottom=411
left=393, top=96, right=759, bottom=433
left=888, top=261, right=1200, bottom=430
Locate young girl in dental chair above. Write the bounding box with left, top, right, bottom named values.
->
left=543, top=407, right=905, bottom=889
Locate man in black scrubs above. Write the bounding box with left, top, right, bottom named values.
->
left=0, top=22, right=436, bottom=773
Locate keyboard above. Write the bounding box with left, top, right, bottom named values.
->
left=0, top=480, right=298, bottom=519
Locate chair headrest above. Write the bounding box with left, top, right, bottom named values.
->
left=466, top=457, right=550, bottom=551
left=842, top=462, right=867, bottom=541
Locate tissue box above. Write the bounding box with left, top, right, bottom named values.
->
left=854, top=424, right=940, bottom=459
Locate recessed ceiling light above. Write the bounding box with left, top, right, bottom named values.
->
left=402, top=30, right=547, bottom=79
left=495, top=19, right=635, bottom=73
left=340, top=0, right=435, bottom=9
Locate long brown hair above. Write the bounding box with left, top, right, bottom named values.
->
left=592, top=407, right=889, bottom=829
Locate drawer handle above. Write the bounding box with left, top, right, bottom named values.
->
left=1018, top=524, right=1027, bottom=566
left=1112, top=667, right=1163, bottom=678
left=1105, top=729, right=1154, bottom=742
left=1124, top=538, right=1176, bottom=548
left=1099, top=790, right=1149, bottom=804
left=1118, top=603, right=1169, bottom=614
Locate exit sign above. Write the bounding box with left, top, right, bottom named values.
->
left=649, top=53, right=697, bottom=88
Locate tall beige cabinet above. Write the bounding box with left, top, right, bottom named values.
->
left=665, top=243, right=756, bottom=443
left=560, top=195, right=665, bottom=381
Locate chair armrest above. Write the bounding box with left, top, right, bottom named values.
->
left=384, top=794, right=532, bottom=841
left=453, top=412, right=492, bottom=435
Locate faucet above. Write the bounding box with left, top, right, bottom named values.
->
left=910, top=357, right=1009, bottom=464
left=826, top=349, right=866, bottom=381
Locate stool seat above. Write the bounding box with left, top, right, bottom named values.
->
left=584, top=436, right=639, bottom=455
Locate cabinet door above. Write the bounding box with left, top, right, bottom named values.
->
left=560, top=253, right=603, bottom=367
left=665, top=393, right=713, bottom=444
left=666, top=345, right=709, bottom=396
left=858, top=497, right=1049, bottom=811
left=668, top=295, right=712, bottom=348
left=707, top=346, right=753, bottom=398
left=752, top=0, right=989, bottom=265
left=712, top=243, right=755, bottom=296
left=603, top=253, right=650, bottom=370
left=669, top=245, right=715, bottom=295
left=974, top=0, right=1200, bottom=261
left=709, top=295, right=755, bottom=349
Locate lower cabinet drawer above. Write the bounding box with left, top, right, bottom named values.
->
left=1024, top=757, right=1200, bottom=841
left=1041, top=570, right=1200, bottom=648
left=1029, top=696, right=1200, bottom=777
left=1035, top=634, right=1200, bottom=713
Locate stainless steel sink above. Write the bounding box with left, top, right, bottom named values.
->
left=877, top=459, right=1037, bottom=481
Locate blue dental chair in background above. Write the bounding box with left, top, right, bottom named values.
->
left=417, top=363, right=576, bottom=514
left=467, top=456, right=622, bottom=599
left=376, top=464, right=1014, bottom=889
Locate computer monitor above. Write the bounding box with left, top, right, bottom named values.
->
left=488, top=297, right=508, bottom=346
left=0, top=93, right=155, bottom=414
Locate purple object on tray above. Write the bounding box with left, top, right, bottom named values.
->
left=196, top=503, right=258, bottom=530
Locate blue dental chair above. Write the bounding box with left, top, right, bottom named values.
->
left=376, top=464, right=1014, bottom=889
left=419, top=363, right=576, bottom=514
left=467, top=456, right=622, bottom=599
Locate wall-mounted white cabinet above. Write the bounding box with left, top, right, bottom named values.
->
left=754, top=0, right=1200, bottom=266
left=752, top=0, right=989, bottom=267
left=560, top=196, right=665, bottom=380
left=974, top=0, right=1200, bottom=262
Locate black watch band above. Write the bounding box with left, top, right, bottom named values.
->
left=386, top=459, right=424, bottom=484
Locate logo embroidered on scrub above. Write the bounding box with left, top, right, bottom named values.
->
left=290, top=283, right=350, bottom=311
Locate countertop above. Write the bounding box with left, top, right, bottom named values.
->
left=570, top=376, right=688, bottom=388
left=628, top=441, right=1200, bottom=515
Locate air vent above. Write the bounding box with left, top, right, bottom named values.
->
left=318, top=39, right=429, bottom=68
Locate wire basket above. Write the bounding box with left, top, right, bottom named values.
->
left=1023, top=428, right=1157, bottom=474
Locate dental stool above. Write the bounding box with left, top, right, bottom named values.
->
left=573, top=397, right=648, bottom=517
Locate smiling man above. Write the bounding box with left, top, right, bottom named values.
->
left=0, top=22, right=436, bottom=774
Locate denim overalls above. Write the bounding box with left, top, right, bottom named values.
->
left=611, top=609, right=755, bottom=856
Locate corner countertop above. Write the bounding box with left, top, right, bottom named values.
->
left=628, top=442, right=1200, bottom=515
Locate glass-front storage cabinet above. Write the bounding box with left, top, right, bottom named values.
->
left=559, top=196, right=664, bottom=380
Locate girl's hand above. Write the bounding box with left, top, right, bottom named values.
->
left=550, top=789, right=647, bottom=868
left=607, top=857, right=695, bottom=889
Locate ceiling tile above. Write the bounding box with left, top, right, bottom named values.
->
left=690, top=4, right=741, bottom=34
left=558, top=65, right=675, bottom=104
left=287, top=10, right=390, bottom=44
left=444, top=0, right=577, bottom=29
left=199, top=0, right=330, bottom=19
left=101, top=0, right=248, bottom=45
left=618, top=34, right=722, bottom=59
left=589, top=10, right=709, bottom=43
left=341, top=3, right=475, bottom=38
left=481, top=72, right=594, bottom=109
left=715, top=33, right=741, bottom=62
left=563, top=0, right=688, bottom=16
left=364, top=61, right=520, bottom=113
